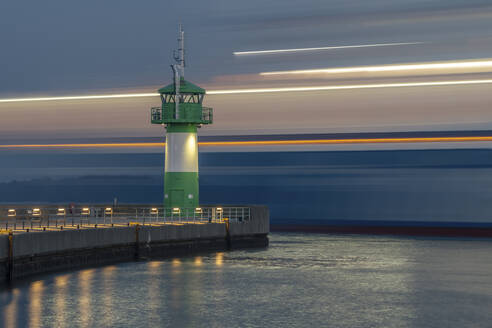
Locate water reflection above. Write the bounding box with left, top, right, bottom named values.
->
left=188, top=256, right=204, bottom=327
left=170, top=258, right=183, bottom=315
left=171, top=258, right=181, bottom=267
left=101, top=266, right=116, bottom=327
left=3, top=288, right=19, bottom=328
left=28, top=281, right=44, bottom=328
left=147, top=261, right=163, bottom=326
left=54, top=274, right=70, bottom=328
left=216, top=252, right=224, bottom=267
left=213, top=252, right=226, bottom=315
left=78, top=269, right=94, bottom=328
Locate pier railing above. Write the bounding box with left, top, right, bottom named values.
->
left=0, top=206, right=250, bottom=232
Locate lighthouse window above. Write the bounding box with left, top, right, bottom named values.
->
left=186, top=95, right=200, bottom=103
left=180, top=94, right=200, bottom=103
left=162, top=94, right=201, bottom=103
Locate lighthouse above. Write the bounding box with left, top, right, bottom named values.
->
left=151, top=25, right=213, bottom=209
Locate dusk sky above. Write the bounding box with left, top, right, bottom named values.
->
left=3, top=0, right=492, bottom=140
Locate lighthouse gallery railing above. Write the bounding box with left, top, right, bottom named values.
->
left=151, top=106, right=213, bottom=124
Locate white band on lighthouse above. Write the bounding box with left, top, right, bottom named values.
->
left=165, top=133, right=198, bottom=172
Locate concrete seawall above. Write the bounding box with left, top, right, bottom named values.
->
left=0, top=205, right=269, bottom=283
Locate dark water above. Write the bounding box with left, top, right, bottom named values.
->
left=2, top=149, right=492, bottom=225
left=2, top=233, right=492, bottom=328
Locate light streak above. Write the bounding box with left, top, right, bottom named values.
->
left=0, top=143, right=164, bottom=148
left=2, top=137, right=492, bottom=149
left=207, top=80, right=492, bottom=94
left=260, top=59, right=492, bottom=75
left=2, top=79, right=492, bottom=103
left=0, top=93, right=158, bottom=103
left=233, top=42, right=424, bottom=55
left=199, top=137, right=492, bottom=146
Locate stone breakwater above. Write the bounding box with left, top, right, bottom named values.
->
left=0, top=206, right=269, bottom=283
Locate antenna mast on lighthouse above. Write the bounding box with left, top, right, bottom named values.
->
left=175, top=24, right=185, bottom=77
left=171, top=24, right=185, bottom=118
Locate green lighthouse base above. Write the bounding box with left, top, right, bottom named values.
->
left=164, top=172, right=199, bottom=209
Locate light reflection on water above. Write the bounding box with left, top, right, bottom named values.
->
left=28, top=281, right=43, bottom=328
left=101, top=266, right=116, bottom=328
left=3, top=288, right=19, bottom=328
left=54, top=274, right=69, bottom=328
left=78, top=269, right=94, bottom=328
left=215, top=252, right=224, bottom=267
left=147, top=261, right=162, bottom=326
left=1, top=233, right=492, bottom=327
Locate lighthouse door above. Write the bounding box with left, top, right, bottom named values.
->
left=171, top=189, right=184, bottom=207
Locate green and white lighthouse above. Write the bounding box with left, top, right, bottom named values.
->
left=151, top=25, right=213, bottom=209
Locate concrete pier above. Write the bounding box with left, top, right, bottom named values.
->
left=0, top=205, right=269, bottom=283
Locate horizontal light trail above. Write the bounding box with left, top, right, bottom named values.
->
left=2, top=136, right=492, bottom=149
left=260, top=59, right=492, bottom=75
left=207, top=80, right=492, bottom=94
left=2, top=79, right=492, bottom=103
left=0, top=93, right=158, bottom=103
left=0, top=143, right=165, bottom=148
left=200, top=137, right=492, bottom=146
left=233, top=42, right=424, bottom=55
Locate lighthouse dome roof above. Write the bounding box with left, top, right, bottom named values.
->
left=158, top=78, right=205, bottom=94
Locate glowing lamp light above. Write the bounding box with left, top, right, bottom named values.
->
left=8, top=209, right=16, bottom=217
left=57, top=208, right=66, bottom=215
left=105, top=208, right=113, bottom=215
left=172, top=208, right=181, bottom=214
left=32, top=208, right=41, bottom=217
left=81, top=208, right=90, bottom=216
left=150, top=208, right=159, bottom=215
